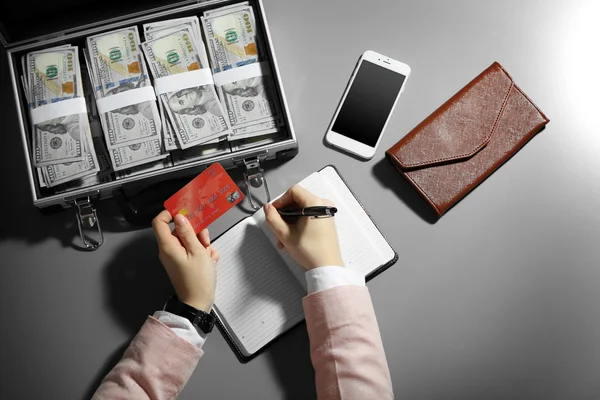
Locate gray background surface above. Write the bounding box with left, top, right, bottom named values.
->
left=1, top=0, right=599, bottom=398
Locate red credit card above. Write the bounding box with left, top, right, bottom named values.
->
left=164, top=163, right=245, bottom=234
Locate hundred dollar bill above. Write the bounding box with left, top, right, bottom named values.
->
left=42, top=151, right=99, bottom=187
left=203, top=1, right=251, bottom=18
left=27, top=48, right=86, bottom=166
left=109, top=138, right=167, bottom=171
left=36, top=168, right=47, bottom=188
left=144, top=19, right=212, bottom=150
left=141, top=27, right=229, bottom=149
left=53, top=129, right=113, bottom=193
left=22, top=45, right=74, bottom=103
left=217, top=75, right=281, bottom=136
left=84, top=60, right=147, bottom=177
left=87, top=27, right=161, bottom=149
left=42, top=125, right=100, bottom=187
left=158, top=100, right=178, bottom=150
left=91, top=122, right=113, bottom=176
left=201, top=5, right=282, bottom=138
left=35, top=126, right=108, bottom=190
left=228, top=118, right=281, bottom=140
left=145, top=19, right=207, bottom=150
left=201, top=6, right=259, bottom=71
left=144, top=18, right=209, bottom=69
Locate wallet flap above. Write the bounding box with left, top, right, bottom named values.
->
left=389, top=62, right=514, bottom=170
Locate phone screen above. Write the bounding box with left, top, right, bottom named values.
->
left=332, top=61, right=406, bottom=147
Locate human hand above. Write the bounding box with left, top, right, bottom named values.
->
left=264, top=185, right=344, bottom=270
left=152, top=210, right=220, bottom=312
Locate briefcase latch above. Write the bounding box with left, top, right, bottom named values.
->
left=238, top=156, right=270, bottom=210
left=74, top=197, right=104, bottom=250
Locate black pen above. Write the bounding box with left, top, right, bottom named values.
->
left=277, top=206, right=338, bottom=218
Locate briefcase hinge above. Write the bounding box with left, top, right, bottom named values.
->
left=72, top=197, right=104, bottom=251
left=237, top=154, right=270, bottom=210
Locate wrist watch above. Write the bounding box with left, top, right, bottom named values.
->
left=164, top=296, right=215, bottom=334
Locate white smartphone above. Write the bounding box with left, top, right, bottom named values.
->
left=325, top=50, right=411, bottom=160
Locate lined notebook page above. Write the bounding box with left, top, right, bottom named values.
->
left=256, top=166, right=395, bottom=288
left=212, top=217, right=305, bottom=356
left=254, top=207, right=307, bottom=290
left=307, top=166, right=395, bottom=276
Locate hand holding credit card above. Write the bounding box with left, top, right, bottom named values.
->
left=164, top=163, right=245, bottom=234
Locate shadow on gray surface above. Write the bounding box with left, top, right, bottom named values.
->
left=267, top=326, right=317, bottom=400
left=371, top=158, right=438, bottom=224
left=102, top=235, right=172, bottom=334
left=81, top=341, right=130, bottom=400
left=0, top=174, right=145, bottom=250
left=81, top=235, right=171, bottom=398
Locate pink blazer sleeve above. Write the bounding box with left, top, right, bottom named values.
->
left=303, top=285, right=393, bottom=400
left=92, top=316, right=203, bottom=400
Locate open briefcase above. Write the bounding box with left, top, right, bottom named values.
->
left=2, top=0, right=298, bottom=250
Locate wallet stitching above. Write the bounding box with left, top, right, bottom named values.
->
left=494, top=62, right=549, bottom=123
left=398, top=80, right=515, bottom=168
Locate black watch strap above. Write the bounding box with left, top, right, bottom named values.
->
left=164, top=296, right=215, bottom=334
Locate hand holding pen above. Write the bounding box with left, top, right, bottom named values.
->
left=263, top=185, right=344, bottom=270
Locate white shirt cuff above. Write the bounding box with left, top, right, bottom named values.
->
left=305, top=265, right=365, bottom=294
left=153, top=311, right=206, bottom=348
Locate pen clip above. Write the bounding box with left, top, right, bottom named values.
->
left=311, top=214, right=334, bottom=219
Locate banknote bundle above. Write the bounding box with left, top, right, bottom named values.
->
left=22, top=3, right=285, bottom=192
left=85, top=27, right=168, bottom=172
left=201, top=2, right=283, bottom=139
left=23, top=46, right=101, bottom=188
left=141, top=18, right=230, bottom=150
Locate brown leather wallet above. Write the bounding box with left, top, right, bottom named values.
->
left=386, top=62, right=549, bottom=218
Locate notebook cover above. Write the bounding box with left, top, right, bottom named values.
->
left=213, top=164, right=399, bottom=363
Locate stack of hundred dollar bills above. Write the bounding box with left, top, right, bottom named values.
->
left=50, top=62, right=114, bottom=193
left=201, top=2, right=283, bottom=140
left=141, top=16, right=232, bottom=166
left=23, top=3, right=286, bottom=193
left=85, top=27, right=169, bottom=173
left=141, top=17, right=230, bottom=151
left=23, top=46, right=102, bottom=188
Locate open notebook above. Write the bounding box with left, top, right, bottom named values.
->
left=211, top=165, right=397, bottom=361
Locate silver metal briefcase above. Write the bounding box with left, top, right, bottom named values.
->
left=2, top=0, right=298, bottom=249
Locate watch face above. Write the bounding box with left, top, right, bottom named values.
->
left=204, top=315, right=215, bottom=333
left=166, top=296, right=214, bottom=333
left=194, top=312, right=215, bottom=333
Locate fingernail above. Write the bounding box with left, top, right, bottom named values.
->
left=264, top=203, right=271, bottom=212
left=175, top=214, right=188, bottom=226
